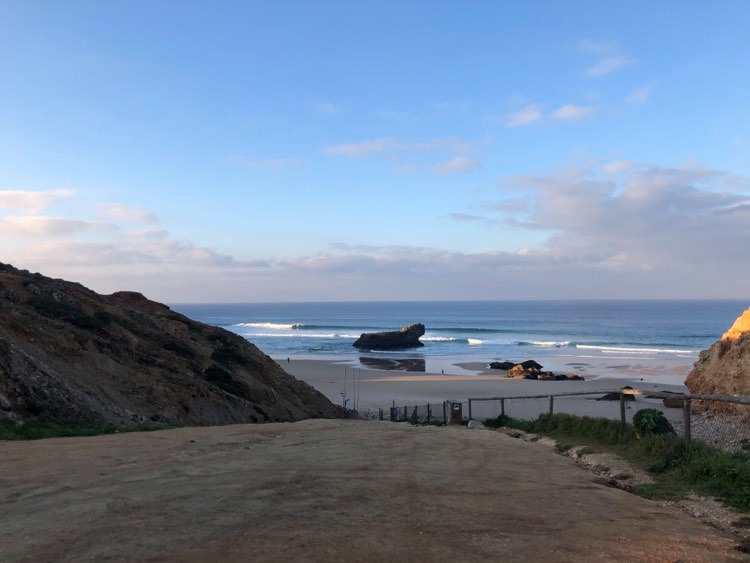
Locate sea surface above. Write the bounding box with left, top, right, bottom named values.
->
left=171, top=300, right=747, bottom=376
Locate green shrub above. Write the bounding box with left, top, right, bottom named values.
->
left=633, top=409, right=675, bottom=436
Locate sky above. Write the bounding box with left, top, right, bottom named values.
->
left=1, top=1, right=749, bottom=302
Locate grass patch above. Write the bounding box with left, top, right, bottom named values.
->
left=0, top=419, right=175, bottom=441
left=486, top=412, right=750, bottom=512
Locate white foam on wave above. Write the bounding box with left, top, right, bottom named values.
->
left=523, top=340, right=571, bottom=347
left=421, top=336, right=458, bottom=342
left=576, top=344, right=695, bottom=355
left=236, top=322, right=296, bottom=330
left=467, top=338, right=483, bottom=345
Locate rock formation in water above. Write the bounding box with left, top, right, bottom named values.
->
left=686, top=307, right=750, bottom=401
left=0, top=262, right=340, bottom=427
left=352, top=323, right=425, bottom=350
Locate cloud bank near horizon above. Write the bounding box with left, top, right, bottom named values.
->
left=2, top=159, right=748, bottom=302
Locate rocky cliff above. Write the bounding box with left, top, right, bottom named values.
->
left=0, top=262, right=340, bottom=426
left=686, top=307, right=750, bottom=403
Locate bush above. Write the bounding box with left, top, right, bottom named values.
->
left=633, top=409, right=675, bottom=436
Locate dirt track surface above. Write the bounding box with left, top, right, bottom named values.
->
left=0, top=420, right=745, bottom=562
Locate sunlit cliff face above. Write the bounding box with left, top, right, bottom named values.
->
left=721, top=308, right=750, bottom=341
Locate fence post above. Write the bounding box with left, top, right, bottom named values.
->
left=427, top=403, right=431, bottom=422
left=443, top=401, right=447, bottom=423
left=620, top=393, right=626, bottom=428
left=468, top=399, right=473, bottom=420
left=379, top=408, right=383, bottom=421
left=548, top=395, right=554, bottom=416
left=501, top=398, right=505, bottom=417
left=683, top=397, right=692, bottom=442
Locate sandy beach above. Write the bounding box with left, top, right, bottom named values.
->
left=281, top=356, right=693, bottom=423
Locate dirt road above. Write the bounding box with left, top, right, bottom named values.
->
left=0, top=420, right=744, bottom=561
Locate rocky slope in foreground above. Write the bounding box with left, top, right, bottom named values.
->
left=686, top=307, right=750, bottom=409
left=0, top=263, right=340, bottom=426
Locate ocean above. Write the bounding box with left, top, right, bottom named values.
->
left=171, top=300, right=746, bottom=376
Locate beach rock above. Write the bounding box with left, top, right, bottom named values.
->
left=520, top=360, right=543, bottom=371
left=686, top=307, right=750, bottom=414
left=0, top=261, right=341, bottom=427
left=467, top=419, right=483, bottom=429
left=489, top=361, right=515, bottom=370
left=505, top=360, right=546, bottom=379
left=507, top=364, right=539, bottom=379
left=352, top=324, right=425, bottom=350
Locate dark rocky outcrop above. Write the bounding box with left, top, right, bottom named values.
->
left=353, top=324, right=425, bottom=350
left=500, top=359, right=582, bottom=381
left=0, top=262, right=340, bottom=427
left=686, top=307, right=750, bottom=415
left=488, top=361, right=515, bottom=370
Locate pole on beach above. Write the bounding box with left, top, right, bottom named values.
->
left=683, top=398, right=692, bottom=442
left=548, top=395, right=554, bottom=416
left=501, top=398, right=505, bottom=417
left=468, top=399, right=472, bottom=420
left=619, top=393, right=626, bottom=428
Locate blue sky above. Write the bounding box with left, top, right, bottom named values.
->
left=1, top=1, right=749, bottom=302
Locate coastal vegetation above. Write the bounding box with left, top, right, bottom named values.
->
left=484, top=412, right=750, bottom=511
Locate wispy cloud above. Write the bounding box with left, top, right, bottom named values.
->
left=321, top=137, right=472, bottom=158
left=314, top=101, right=338, bottom=115
left=580, top=39, right=637, bottom=77
left=585, top=57, right=637, bottom=77
left=98, top=204, right=158, bottom=223
left=0, top=189, right=75, bottom=213
left=505, top=104, right=542, bottom=127
left=550, top=104, right=594, bottom=121
left=626, top=83, right=655, bottom=105
left=432, top=156, right=480, bottom=174
left=0, top=215, right=112, bottom=236
left=322, top=138, right=398, bottom=157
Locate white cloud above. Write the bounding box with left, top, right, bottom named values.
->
left=322, top=138, right=397, bottom=157
left=579, top=39, right=637, bottom=77
left=505, top=104, right=542, bottom=127
left=98, top=204, right=159, bottom=223
left=585, top=57, right=637, bottom=77
left=322, top=137, right=472, bottom=158
left=550, top=104, right=593, bottom=121
left=626, top=83, right=655, bottom=105
left=0, top=189, right=75, bottom=213
left=432, top=156, right=480, bottom=174
left=0, top=215, right=111, bottom=236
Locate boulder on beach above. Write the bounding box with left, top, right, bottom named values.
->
left=352, top=323, right=425, bottom=350
left=685, top=307, right=750, bottom=412
left=500, top=359, right=581, bottom=381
